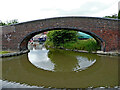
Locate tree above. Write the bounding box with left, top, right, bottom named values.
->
left=46, top=30, right=78, bottom=46
left=0, top=19, right=18, bottom=26
left=0, top=21, right=6, bottom=26
left=118, top=10, right=120, bottom=19
left=104, top=14, right=118, bottom=19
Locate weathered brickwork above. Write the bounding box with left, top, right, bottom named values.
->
left=118, top=20, right=120, bottom=52
left=1, top=17, right=119, bottom=52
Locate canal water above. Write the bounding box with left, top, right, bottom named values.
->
left=1, top=44, right=119, bottom=88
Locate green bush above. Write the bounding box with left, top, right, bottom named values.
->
left=0, top=19, right=18, bottom=26
left=46, top=30, right=78, bottom=46
left=45, top=30, right=100, bottom=52
left=118, top=10, right=120, bottom=19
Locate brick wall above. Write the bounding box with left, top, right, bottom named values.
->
left=1, top=17, right=119, bottom=52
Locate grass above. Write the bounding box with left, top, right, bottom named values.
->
left=0, top=51, right=11, bottom=54
left=45, top=38, right=101, bottom=52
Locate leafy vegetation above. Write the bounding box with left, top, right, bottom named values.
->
left=104, top=12, right=120, bottom=19
left=45, top=30, right=100, bottom=52
left=118, top=10, right=120, bottom=19
left=63, top=39, right=100, bottom=52
left=104, top=14, right=118, bottom=19
left=46, top=30, right=78, bottom=47
left=0, top=51, right=11, bottom=54
left=0, top=19, right=18, bottom=26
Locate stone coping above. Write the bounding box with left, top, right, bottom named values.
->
left=94, top=51, right=120, bottom=56
left=0, top=50, right=30, bottom=58
left=3, top=16, right=119, bottom=27
left=68, top=49, right=120, bottom=56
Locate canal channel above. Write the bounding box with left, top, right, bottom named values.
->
left=1, top=43, right=119, bottom=88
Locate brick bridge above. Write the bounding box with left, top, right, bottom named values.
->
left=1, top=17, right=120, bottom=52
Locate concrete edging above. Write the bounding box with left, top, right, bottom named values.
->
left=0, top=50, right=30, bottom=58
left=0, top=48, right=120, bottom=58
left=68, top=49, right=120, bottom=56
left=48, top=46, right=120, bottom=56
left=67, top=49, right=120, bottom=56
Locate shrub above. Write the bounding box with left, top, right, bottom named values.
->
left=45, top=30, right=100, bottom=52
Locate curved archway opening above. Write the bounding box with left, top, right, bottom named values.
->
left=19, top=28, right=105, bottom=52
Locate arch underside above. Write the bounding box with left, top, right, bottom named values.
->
left=20, top=28, right=105, bottom=52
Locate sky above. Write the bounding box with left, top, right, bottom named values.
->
left=0, top=0, right=119, bottom=22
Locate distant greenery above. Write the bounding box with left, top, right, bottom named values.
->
left=104, top=11, right=120, bottom=19
left=0, top=19, right=18, bottom=26
left=104, top=14, right=118, bottom=19
left=45, top=30, right=100, bottom=52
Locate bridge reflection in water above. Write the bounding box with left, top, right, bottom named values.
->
left=2, top=43, right=119, bottom=88
left=28, top=44, right=96, bottom=72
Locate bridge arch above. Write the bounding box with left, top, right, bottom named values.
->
left=20, top=27, right=105, bottom=51
left=2, top=16, right=119, bottom=52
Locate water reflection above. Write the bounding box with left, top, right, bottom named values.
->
left=2, top=44, right=119, bottom=88
left=28, top=43, right=44, bottom=50
left=28, top=44, right=96, bottom=72
left=28, top=49, right=55, bottom=71
left=73, top=56, right=96, bottom=72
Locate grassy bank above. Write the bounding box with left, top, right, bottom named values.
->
left=0, top=51, right=11, bottom=54
left=45, top=38, right=100, bottom=52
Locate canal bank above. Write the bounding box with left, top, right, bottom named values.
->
left=0, top=49, right=120, bottom=58
left=0, top=50, right=29, bottom=58
left=46, top=46, right=120, bottom=56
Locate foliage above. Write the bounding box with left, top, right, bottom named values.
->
left=61, top=39, right=100, bottom=52
left=118, top=10, right=120, bottom=19
left=0, top=21, right=6, bottom=26
left=45, top=30, right=100, bottom=52
left=46, top=30, right=78, bottom=47
left=0, top=19, right=18, bottom=26
left=104, top=14, right=118, bottom=19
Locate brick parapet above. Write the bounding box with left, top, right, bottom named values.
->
left=1, top=16, right=119, bottom=52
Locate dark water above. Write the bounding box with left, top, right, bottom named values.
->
left=1, top=45, right=119, bottom=88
